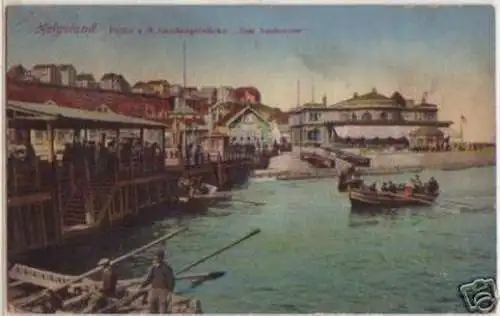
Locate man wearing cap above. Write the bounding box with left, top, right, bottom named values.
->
left=83, top=258, right=118, bottom=313
left=141, top=249, right=176, bottom=313
left=99, top=258, right=118, bottom=298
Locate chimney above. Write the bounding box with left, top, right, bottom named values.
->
left=421, top=91, right=428, bottom=104
left=174, top=96, right=180, bottom=111
left=353, top=92, right=359, bottom=98
left=322, top=94, right=327, bottom=106
left=372, top=87, right=377, bottom=93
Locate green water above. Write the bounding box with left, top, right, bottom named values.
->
left=38, top=166, right=497, bottom=313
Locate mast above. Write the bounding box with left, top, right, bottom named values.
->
left=311, top=78, right=315, bottom=103
left=296, top=80, right=301, bottom=107
left=182, top=39, right=187, bottom=88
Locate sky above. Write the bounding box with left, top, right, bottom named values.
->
left=6, top=5, right=496, bottom=142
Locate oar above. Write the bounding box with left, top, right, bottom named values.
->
left=19, top=227, right=188, bottom=308
left=98, top=228, right=261, bottom=313
left=232, top=199, right=265, bottom=206
left=438, top=198, right=477, bottom=209
left=62, top=271, right=226, bottom=309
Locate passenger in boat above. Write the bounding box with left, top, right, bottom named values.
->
left=369, top=182, right=377, bottom=192
left=413, top=174, right=423, bottom=188
left=141, top=249, right=176, bottom=314
left=404, top=179, right=415, bottom=198
left=41, top=289, right=62, bottom=313
left=100, top=258, right=118, bottom=297
left=380, top=182, right=389, bottom=192
left=387, top=181, right=397, bottom=193
left=427, top=177, right=440, bottom=195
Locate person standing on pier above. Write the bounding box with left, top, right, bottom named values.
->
left=141, top=249, right=176, bottom=313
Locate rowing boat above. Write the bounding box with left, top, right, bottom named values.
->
left=7, top=263, right=203, bottom=313
left=349, top=189, right=439, bottom=211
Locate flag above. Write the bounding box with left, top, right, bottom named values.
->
left=460, top=115, right=467, bottom=123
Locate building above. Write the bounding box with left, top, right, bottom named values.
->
left=289, top=88, right=453, bottom=149
left=131, top=81, right=154, bottom=94
left=75, top=73, right=97, bottom=88
left=234, top=86, right=261, bottom=104
left=216, top=86, right=236, bottom=103
left=59, top=64, right=77, bottom=86
left=31, top=64, right=62, bottom=85
left=147, top=80, right=170, bottom=96
left=6, top=65, right=28, bottom=81
left=209, top=101, right=288, bottom=146
left=99, top=73, right=131, bottom=92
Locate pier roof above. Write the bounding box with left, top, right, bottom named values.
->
left=7, top=100, right=167, bottom=130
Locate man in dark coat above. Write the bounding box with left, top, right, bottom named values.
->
left=141, top=249, right=176, bottom=313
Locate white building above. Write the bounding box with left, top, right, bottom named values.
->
left=31, top=64, right=61, bottom=84
left=59, top=64, right=77, bottom=86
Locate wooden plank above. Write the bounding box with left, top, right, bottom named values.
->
left=7, top=192, right=52, bottom=207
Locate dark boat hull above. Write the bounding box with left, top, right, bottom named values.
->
left=349, top=189, right=438, bottom=211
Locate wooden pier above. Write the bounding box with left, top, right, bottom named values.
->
left=7, top=101, right=256, bottom=259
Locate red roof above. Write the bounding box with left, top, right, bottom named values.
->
left=269, top=110, right=289, bottom=124
left=6, top=80, right=175, bottom=120
left=234, top=86, right=261, bottom=103
left=216, top=102, right=246, bottom=126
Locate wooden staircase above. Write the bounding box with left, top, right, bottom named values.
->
left=61, top=171, right=117, bottom=229
left=62, top=188, right=87, bottom=226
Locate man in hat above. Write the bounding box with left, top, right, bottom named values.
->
left=40, top=289, right=62, bottom=313
left=99, top=258, right=118, bottom=298
left=83, top=258, right=118, bottom=313
left=141, top=249, right=176, bottom=313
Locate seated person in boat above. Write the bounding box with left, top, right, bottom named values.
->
left=40, top=289, right=63, bottom=313
left=141, top=249, right=176, bottom=314
left=412, top=174, right=424, bottom=192
left=368, top=182, right=377, bottom=192
left=387, top=181, right=397, bottom=193
left=100, top=258, right=118, bottom=297
left=426, top=177, right=440, bottom=195
left=84, top=258, right=119, bottom=312
left=381, top=182, right=388, bottom=192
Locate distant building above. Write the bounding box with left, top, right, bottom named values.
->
left=168, top=84, right=183, bottom=97
left=31, top=64, right=61, bottom=85
left=100, top=73, right=131, bottom=92
left=59, top=64, right=77, bottom=86
left=216, top=86, right=236, bottom=103
left=288, top=88, right=454, bottom=149
left=6, top=65, right=28, bottom=81
left=75, top=73, right=97, bottom=88
left=198, top=87, right=218, bottom=104
left=147, top=80, right=170, bottom=96
left=132, top=81, right=154, bottom=94
left=234, top=86, right=261, bottom=104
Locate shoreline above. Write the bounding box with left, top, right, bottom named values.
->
left=251, top=150, right=496, bottom=181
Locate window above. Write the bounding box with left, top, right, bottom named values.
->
left=379, top=112, right=388, bottom=121
left=351, top=113, right=357, bottom=121
left=362, top=112, right=372, bottom=121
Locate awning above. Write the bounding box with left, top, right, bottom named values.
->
left=440, top=127, right=461, bottom=138
left=334, top=126, right=415, bottom=139
left=8, top=100, right=166, bottom=128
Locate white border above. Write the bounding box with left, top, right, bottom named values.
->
left=2, top=1, right=499, bottom=315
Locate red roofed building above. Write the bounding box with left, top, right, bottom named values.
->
left=6, top=80, right=175, bottom=122
left=31, top=64, right=61, bottom=85
left=234, top=86, right=261, bottom=104
left=6, top=65, right=28, bottom=81
left=99, top=73, right=131, bottom=93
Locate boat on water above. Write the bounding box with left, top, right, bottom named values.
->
left=178, top=183, right=232, bottom=212
left=8, top=265, right=203, bottom=314
left=349, top=189, right=439, bottom=211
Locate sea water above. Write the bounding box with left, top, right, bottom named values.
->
left=32, top=166, right=496, bottom=313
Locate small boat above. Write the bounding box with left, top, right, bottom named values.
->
left=178, top=183, right=232, bottom=212
left=349, top=189, right=439, bottom=211
left=7, top=263, right=203, bottom=314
